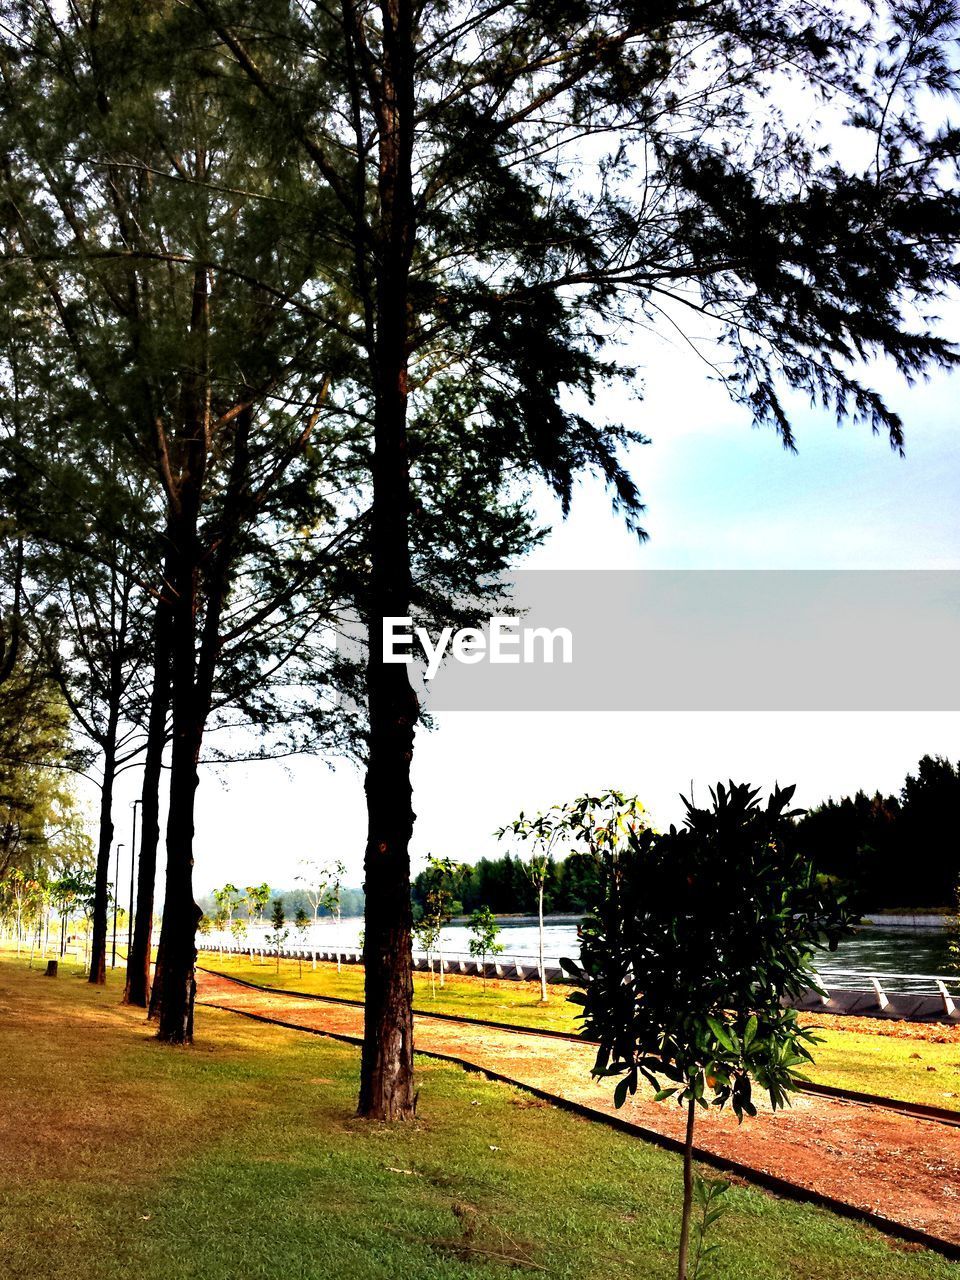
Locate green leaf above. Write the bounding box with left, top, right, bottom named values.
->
left=705, top=1016, right=735, bottom=1052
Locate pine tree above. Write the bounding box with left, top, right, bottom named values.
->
left=192, top=0, right=960, bottom=1117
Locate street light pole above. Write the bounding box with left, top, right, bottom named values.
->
left=111, top=843, right=125, bottom=969
left=128, top=799, right=141, bottom=955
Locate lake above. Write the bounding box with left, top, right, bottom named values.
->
left=260, top=915, right=959, bottom=993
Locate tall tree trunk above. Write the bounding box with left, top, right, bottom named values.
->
left=152, top=350, right=249, bottom=1042
left=356, top=0, right=419, bottom=1124
left=123, top=591, right=172, bottom=1007
left=152, top=259, right=212, bottom=1044
left=154, top=491, right=209, bottom=1044
left=154, top=614, right=203, bottom=1043
left=88, top=739, right=117, bottom=985
left=538, top=882, right=547, bottom=1003
left=677, top=1098, right=697, bottom=1280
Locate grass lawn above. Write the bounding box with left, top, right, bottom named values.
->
left=201, top=950, right=960, bottom=1112
left=801, top=1026, right=960, bottom=1110
left=199, top=949, right=581, bottom=1032
left=0, top=956, right=957, bottom=1280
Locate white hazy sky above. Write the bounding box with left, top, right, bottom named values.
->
left=104, top=328, right=960, bottom=896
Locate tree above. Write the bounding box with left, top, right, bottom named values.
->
left=295, top=858, right=348, bottom=968
left=899, top=755, right=960, bottom=906
left=498, top=811, right=567, bottom=1002
left=501, top=791, right=648, bottom=1000
left=245, top=884, right=271, bottom=927
left=0, top=283, right=161, bottom=990
left=794, top=755, right=960, bottom=908
left=571, top=782, right=856, bottom=1280
left=293, top=905, right=310, bottom=978
left=417, top=856, right=464, bottom=989
left=467, top=906, right=503, bottom=993
left=1, top=1, right=364, bottom=1040
left=267, top=897, right=288, bottom=973
left=213, top=884, right=243, bottom=928
left=123, top=595, right=173, bottom=1009
left=230, top=915, right=249, bottom=962
left=413, top=915, right=441, bottom=998
left=0, top=106, right=173, bottom=1003
left=322, top=861, right=346, bottom=974
left=29, top=471, right=156, bottom=990
left=295, top=860, right=332, bottom=927
left=0, top=647, right=84, bottom=881
left=8, top=0, right=958, bottom=1108
left=197, top=0, right=960, bottom=1118
left=211, top=907, right=228, bottom=962
left=3, top=868, right=38, bottom=955
left=50, top=862, right=96, bottom=960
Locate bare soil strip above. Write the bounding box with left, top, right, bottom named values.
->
left=196, top=970, right=960, bottom=1251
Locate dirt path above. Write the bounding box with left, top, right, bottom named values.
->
left=196, top=970, right=960, bottom=1249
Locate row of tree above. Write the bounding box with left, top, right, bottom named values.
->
left=198, top=862, right=364, bottom=930
left=2, top=0, right=958, bottom=1119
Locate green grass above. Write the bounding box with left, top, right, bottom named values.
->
left=200, top=948, right=582, bottom=1031
left=1, top=955, right=955, bottom=1280
left=201, top=950, right=960, bottom=1111
left=802, top=1027, right=960, bottom=1110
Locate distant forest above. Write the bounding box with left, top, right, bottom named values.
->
left=412, top=850, right=602, bottom=918
left=792, top=753, right=960, bottom=910
left=412, top=754, right=960, bottom=917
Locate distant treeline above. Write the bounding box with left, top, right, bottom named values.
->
left=202, top=754, right=958, bottom=925
left=269, top=886, right=365, bottom=920
left=411, top=754, right=960, bottom=920
left=411, top=851, right=600, bottom=917
left=792, top=753, right=960, bottom=910
left=198, top=886, right=365, bottom=921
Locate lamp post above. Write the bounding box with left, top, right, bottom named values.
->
left=128, top=799, right=141, bottom=955
left=111, top=843, right=125, bottom=969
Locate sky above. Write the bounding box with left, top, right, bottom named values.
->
left=101, top=321, right=960, bottom=898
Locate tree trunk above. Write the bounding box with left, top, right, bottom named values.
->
left=147, top=926, right=165, bottom=1020
left=677, top=1098, right=697, bottom=1280
left=356, top=0, right=419, bottom=1125
left=153, top=264, right=218, bottom=1044
left=88, top=741, right=117, bottom=985
left=538, top=882, right=547, bottom=1002
left=154, top=544, right=206, bottom=1044
left=358, top=675, right=417, bottom=1116
left=154, top=702, right=202, bottom=1043
left=123, top=591, right=172, bottom=1007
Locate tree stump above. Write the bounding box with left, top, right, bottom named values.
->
left=45, top=960, right=58, bottom=977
